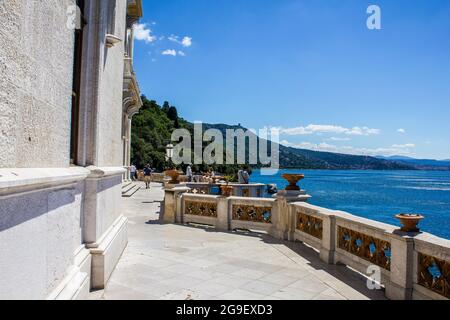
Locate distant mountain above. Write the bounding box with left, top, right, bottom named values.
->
left=280, top=147, right=414, bottom=170
left=204, top=123, right=414, bottom=170
left=380, top=155, right=416, bottom=161
left=377, top=155, right=450, bottom=170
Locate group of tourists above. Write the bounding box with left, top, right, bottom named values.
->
left=184, top=165, right=251, bottom=184
left=129, top=163, right=252, bottom=188
left=129, top=163, right=154, bottom=189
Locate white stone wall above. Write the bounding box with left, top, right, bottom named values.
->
left=84, top=174, right=123, bottom=243
left=96, top=0, right=128, bottom=167
left=0, top=182, right=84, bottom=299
left=0, top=0, right=75, bottom=168
left=0, top=0, right=136, bottom=298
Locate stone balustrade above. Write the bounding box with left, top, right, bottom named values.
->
left=163, top=187, right=450, bottom=300
left=412, top=233, right=450, bottom=299
left=182, top=194, right=224, bottom=229
left=185, top=182, right=267, bottom=198
left=229, top=197, right=277, bottom=233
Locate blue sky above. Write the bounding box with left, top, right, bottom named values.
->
left=133, top=0, right=450, bottom=160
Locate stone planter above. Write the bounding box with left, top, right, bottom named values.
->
left=165, top=169, right=181, bottom=184
left=395, top=213, right=424, bottom=232
left=282, top=174, right=305, bottom=191
left=220, top=185, right=234, bottom=197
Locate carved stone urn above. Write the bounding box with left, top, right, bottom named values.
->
left=395, top=213, right=424, bottom=232
left=282, top=174, right=305, bottom=191
left=165, top=169, right=181, bottom=184
left=220, top=185, right=234, bottom=197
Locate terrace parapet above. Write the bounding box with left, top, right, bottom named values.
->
left=185, top=182, right=267, bottom=198
left=164, top=187, right=450, bottom=300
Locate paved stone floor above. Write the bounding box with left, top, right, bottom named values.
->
left=94, top=182, right=386, bottom=300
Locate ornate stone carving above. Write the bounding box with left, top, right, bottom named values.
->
left=338, top=226, right=391, bottom=270
left=232, top=205, right=272, bottom=223
left=296, top=212, right=323, bottom=239
left=185, top=201, right=218, bottom=217
left=418, top=253, right=450, bottom=298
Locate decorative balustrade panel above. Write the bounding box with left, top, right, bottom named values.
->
left=232, top=205, right=272, bottom=223
left=296, top=212, right=323, bottom=240
left=185, top=200, right=218, bottom=217
left=418, top=253, right=450, bottom=299
left=338, top=226, right=391, bottom=270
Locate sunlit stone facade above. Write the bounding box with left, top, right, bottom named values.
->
left=0, top=0, right=143, bottom=299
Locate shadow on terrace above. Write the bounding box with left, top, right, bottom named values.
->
left=95, top=182, right=389, bottom=300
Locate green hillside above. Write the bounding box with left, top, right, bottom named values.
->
left=131, top=96, right=415, bottom=172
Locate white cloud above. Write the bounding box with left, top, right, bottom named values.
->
left=161, top=49, right=187, bottom=57
left=181, top=36, right=192, bottom=47
left=162, top=49, right=177, bottom=56
left=133, top=23, right=157, bottom=43
left=280, top=140, right=416, bottom=157
left=169, top=35, right=193, bottom=47
left=278, top=124, right=380, bottom=136
left=397, top=128, right=406, bottom=134
left=392, top=143, right=415, bottom=148
left=168, top=35, right=179, bottom=42
left=328, top=137, right=351, bottom=141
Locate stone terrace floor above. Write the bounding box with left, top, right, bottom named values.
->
left=92, top=182, right=386, bottom=300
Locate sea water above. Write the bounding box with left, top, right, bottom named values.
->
left=251, top=169, right=450, bottom=240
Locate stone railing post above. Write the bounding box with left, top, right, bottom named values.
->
left=385, top=232, right=414, bottom=300
left=162, top=186, right=190, bottom=224
left=273, top=194, right=291, bottom=240
left=320, top=214, right=336, bottom=264
left=274, top=190, right=311, bottom=241
left=215, top=197, right=230, bottom=231
left=268, top=201, right=282, bottom=240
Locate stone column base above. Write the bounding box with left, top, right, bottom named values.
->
left=386, top=280, right=413, bottom=300
left=88, top=215, right=128, bottom=290
left=320, top=248, right=336, bottom=264
left=47, top=246, right=92, bottom=300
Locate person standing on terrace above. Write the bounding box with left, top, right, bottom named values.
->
left=238, top=167, right=250, bottom=184
left=130, top=164, right=137, bottom=181
left=186, top=165, right=193, bottom=182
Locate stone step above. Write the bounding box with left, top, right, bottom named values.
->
left=122, top=181, right=133, bottom=190
left=122, top=184, right=140, bottom=198
left=122, top=183, right=136, bottom=194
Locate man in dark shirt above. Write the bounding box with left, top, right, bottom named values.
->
left=143, top=164, right=152, bottom=189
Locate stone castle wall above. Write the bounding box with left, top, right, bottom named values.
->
left=96, top=0, right=128, bottom=167
left=0, top=0, right=76, bottom=168
left=0, top=0, right=139, bottom=299
left=0, top=179, right=85, bottom=299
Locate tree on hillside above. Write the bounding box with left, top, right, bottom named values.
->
left=162, top=101, right=170, bottom=114
left=168, top=106, right=179, bottom=128
left=167, top=106, right=178, bottom=120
